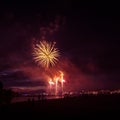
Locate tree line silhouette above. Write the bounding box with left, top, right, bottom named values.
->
left=0, top=81, right=16, bottom=105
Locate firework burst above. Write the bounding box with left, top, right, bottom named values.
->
left=33, top=40, right=60, bottom=69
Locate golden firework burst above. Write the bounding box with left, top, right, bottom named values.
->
left=33, top=40, right=60, bottom=68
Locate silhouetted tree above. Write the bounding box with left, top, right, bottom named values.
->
left=3, top=89, right=14, bottom=104
left=0, top=81, right=15, bottom=105
left=0, top=81, right=3, bottom=90
left=0, top=81, right=3, bottom=105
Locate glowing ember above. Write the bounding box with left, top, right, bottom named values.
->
left=33, top=40, right=60, bottom=69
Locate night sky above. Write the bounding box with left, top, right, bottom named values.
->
left=0, top=1, right=120, bottom=93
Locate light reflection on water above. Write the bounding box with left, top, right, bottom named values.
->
left=11, top=95, right=63, bottom=103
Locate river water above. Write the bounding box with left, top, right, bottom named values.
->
left=11, top=95, right=64, bottom=103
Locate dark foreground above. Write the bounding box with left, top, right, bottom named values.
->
left=0, top=94, right=120, bottom=119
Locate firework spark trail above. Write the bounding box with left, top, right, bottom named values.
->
left=33, top=40, right=60, bottom=69
left=49, top=78, right=54, bottom=94
left=54, top=76, right=59, bottom=95
left=59, top=71, right=65, bottom=95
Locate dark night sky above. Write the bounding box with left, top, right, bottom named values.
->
left=0, top=1, right=120, bottom=92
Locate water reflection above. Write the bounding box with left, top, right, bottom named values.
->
left=12, top=95, right=63, bottom=103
